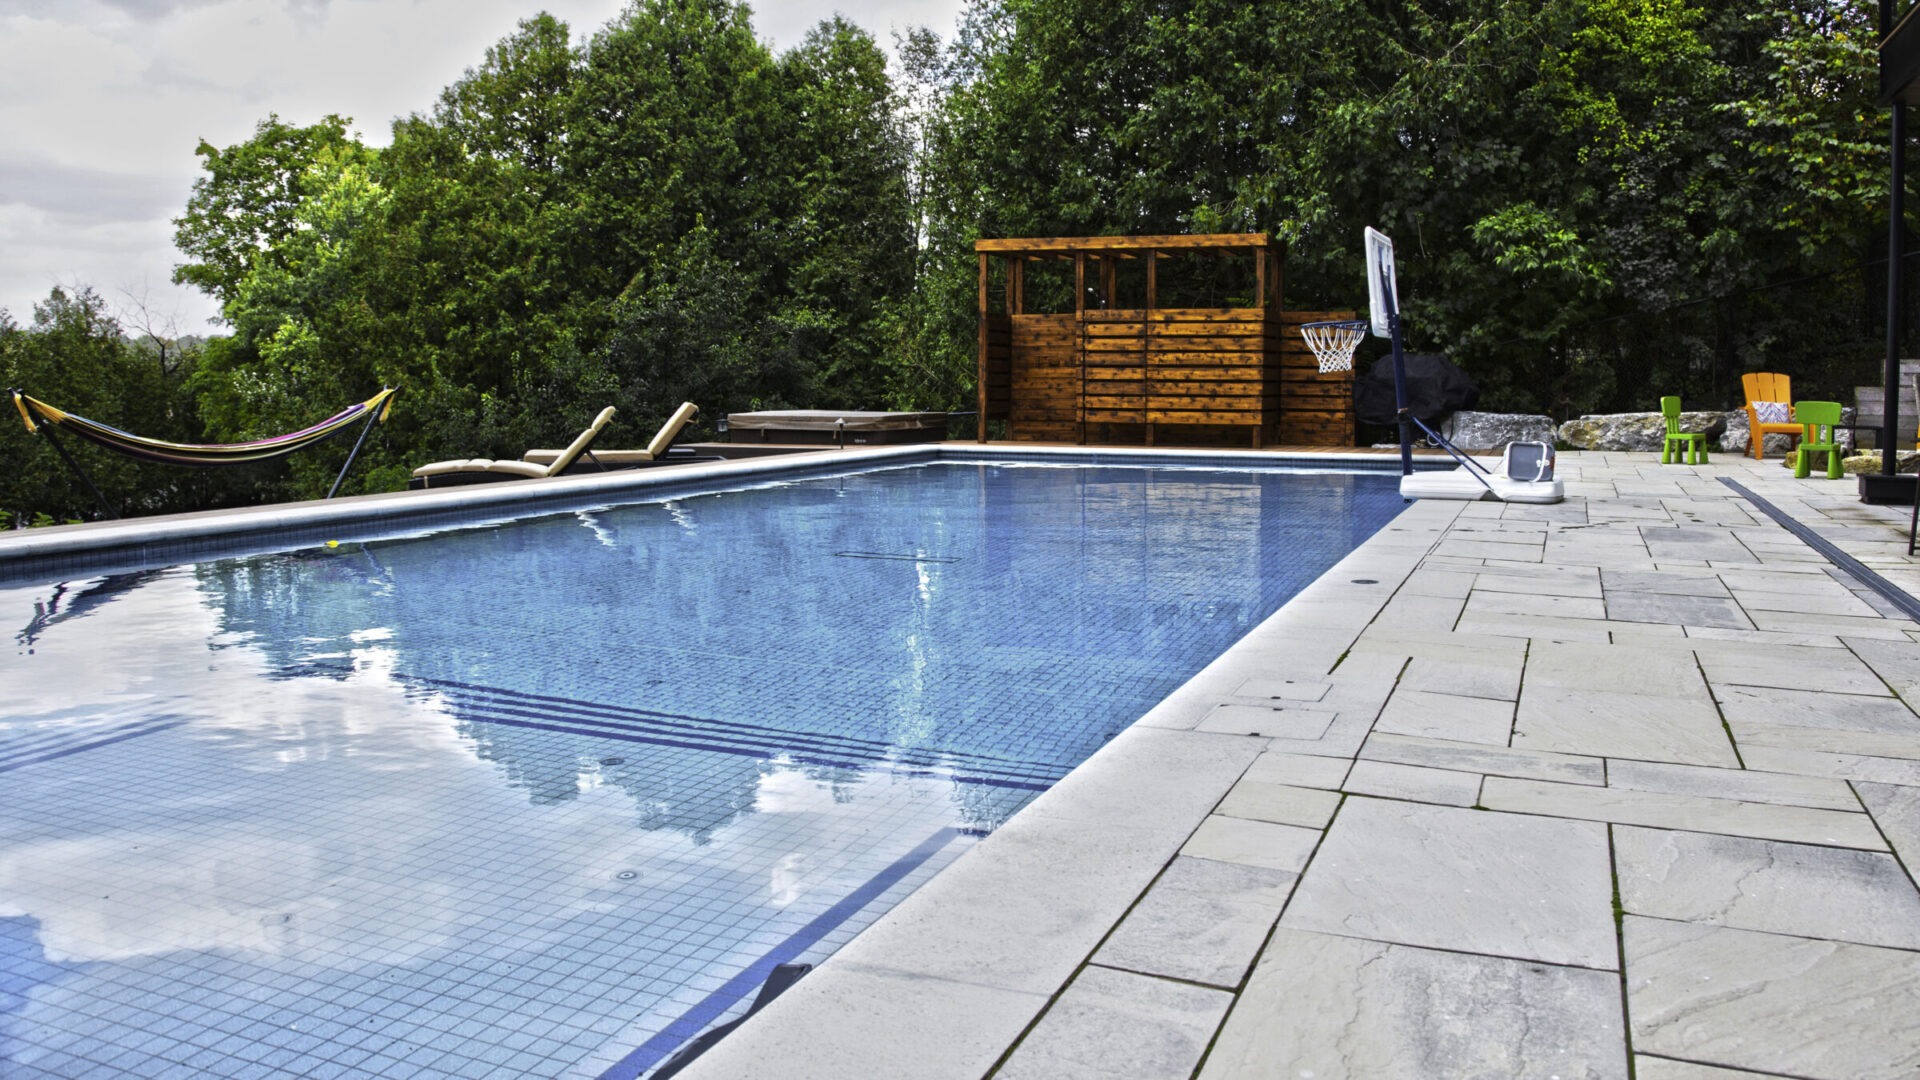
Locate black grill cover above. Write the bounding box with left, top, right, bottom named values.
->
left=1354, top=353, right=1481, bottom=425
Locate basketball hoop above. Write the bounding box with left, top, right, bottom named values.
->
left=1299, top=319, right=1368, bottom=373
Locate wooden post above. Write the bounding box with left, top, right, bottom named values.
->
left=1145, top=252, right=1157, bottom=446
left=1010, top=257, right=1024, bottom=316
left=977, top=253, right=989, bottom=442
left=1076, top=252, right=1087, bottom=444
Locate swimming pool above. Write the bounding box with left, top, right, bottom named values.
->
left=0, top=460, right=1405, bottom=1078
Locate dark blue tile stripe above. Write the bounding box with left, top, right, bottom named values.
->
left=280, top=662, right=1073, bottom=785
left=451, top=710, right=1055, bottom=793
left=0, top=717, right=189, bottom=775
left=597, top=826, right=966, bottom=1080
left=318, top=662, right=1077, bottom=775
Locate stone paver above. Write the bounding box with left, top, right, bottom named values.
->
left=1614, top=826, right=1920, bottom=948
left=1201, top=928, right=1627, bottom=1080
left=1213, top=780, right=1340, bottom=828
left=1481, top=776, right=1889, bottom=849
left=1340, top=758, right=1481, bottom=806
left=1280, top=798, right=1616, bottom=968
left=1373, top=688, right=1513, bottom=744
left=1624, top=917, right=1920, bottom=1080
left=1093, top=856, right=1296, bottom=988
left=1179, top=815, right=1320, bottom=872
left=998, top=965, right=1231, bottom=1080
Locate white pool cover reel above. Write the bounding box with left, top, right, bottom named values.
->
left=1399, top=440, right=1565, bottom=503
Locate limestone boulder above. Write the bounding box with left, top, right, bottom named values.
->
left=1557, top=411, right=1728, bottom=452
left=1842, top=451, right=1920, bottom=475
left=1439, top=412, right=1557, bottom=451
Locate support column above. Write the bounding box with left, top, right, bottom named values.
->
left=1886, top=102, right=1906, bottom=477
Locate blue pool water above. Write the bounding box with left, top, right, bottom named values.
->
left=0, top=461, right=1405, bottom=1078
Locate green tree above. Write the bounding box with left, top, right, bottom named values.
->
left=0, top=287, right=211, bottom=522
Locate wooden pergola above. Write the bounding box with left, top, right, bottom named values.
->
left=975, top=234, right=1356, bottom=448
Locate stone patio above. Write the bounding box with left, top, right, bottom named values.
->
left=677, top=450, right=1920, bottom=1080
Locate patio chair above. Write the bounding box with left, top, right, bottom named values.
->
left=409, top=405, right=619, bottom=489
left=520, top=402, right=703, bottom=469
left=1660, top=396, right=1708, bottom=465
left=1791, top=401, right=1845, bottom=479
left=1742, top=372, right=1800, bottom=460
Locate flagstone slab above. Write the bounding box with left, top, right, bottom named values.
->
left=1641, top=526, right=1757, bottom=563
left=1473, top=570, right=1603, bottom=598
left=1513, top=686, right=1738, bottom=767
left=1729, top=720, right=1920, bottom=762
left=1396, top=655, right=1523, bottom=701
left=1280, top=798, right=1616, bottom=968
left=1196, top=703, right=1337, bottom=740
left=1696, top=644, right=1891, bottom=695
left=1747, top=609, right=1910, bottom=639
left=1614, top=826, right=1920, bottom=949
left=1200, top=929, right=1626, bottom=1080
left=1093, top=856, right=1296, bottom=989
left=1480, top=777, right=1888, bottom=850
left=1845, top=635, right=1920, bottom=699
left=1712, top=684, right=1919, bottom=733
left=1601, top=569, right=1731, bottom=596
left=1360, top=733, right=1604, bottom=785
left=1341, top=759, right=1481, bottom=806
left=1214, top=780, right=1340, bottom=828
left=1632, top=1057, right=1783, bottom=1080
left=1374, top=689, right=1513, bottom=745
left=1180, top=816, right=1320, bottom=872
left=997, top=965, right=1231, bottom=1080
left=1856, top=782, right=1920, bottom=880
left=1606, top=591, right=1754, bottom=629
left=1738, top=746, right=1920, bottom=786
left=1466, top=590, right=1608, bottom=619
left=1603, top=759, right=1857, bottom=811
left=1524, top=641, right=1710, bottom=696
left=1730, top=587, right=1881, bottom=617
left=1239, top=750, right=1350, bottom=790
left=1625, top=918, right=1920, bottom=1080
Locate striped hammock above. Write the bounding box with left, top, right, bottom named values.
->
left=11, top=388, right=397, bottom=467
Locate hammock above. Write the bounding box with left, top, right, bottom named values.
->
left=11, top=387, right=398, bottom=518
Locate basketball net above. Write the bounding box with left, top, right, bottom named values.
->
left=1299, top=319, right=1367, bottom=373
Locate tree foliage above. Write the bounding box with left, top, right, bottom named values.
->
left=2, top=0, right=1905, bottom=523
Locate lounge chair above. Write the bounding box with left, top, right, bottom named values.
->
left=520, top=402, right=703, bottom=470
left=1742, top=372, right=1800, bottom=460
left=409, top=406, right=619, bottom=489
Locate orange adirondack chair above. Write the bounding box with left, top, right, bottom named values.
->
left=1742, top=372, right=1801, bottom=460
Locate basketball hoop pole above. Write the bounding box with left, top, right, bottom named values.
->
left=1381, top=262, right=1413, bottom=477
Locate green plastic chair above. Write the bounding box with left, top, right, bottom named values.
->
left=1660, top=396, right=1708, bottom=465
left=1792, top=400, right=1844, bottom=479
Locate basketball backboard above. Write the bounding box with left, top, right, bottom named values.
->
left=1365, top=227, right=1397, bottom=338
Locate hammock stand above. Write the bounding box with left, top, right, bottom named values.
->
left=10, top=387, right=397, bottom=520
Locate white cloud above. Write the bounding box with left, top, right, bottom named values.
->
left=0, top=0, right=968, bottom=329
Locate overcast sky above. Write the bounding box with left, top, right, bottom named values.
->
left=0, top=0, right=966, bottom=334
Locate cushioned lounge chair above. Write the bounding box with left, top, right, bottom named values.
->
left=409, top=406, right=619, bottom=489
left=520, top=402, right=702, bottom=469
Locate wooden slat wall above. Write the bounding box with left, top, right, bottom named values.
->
left=1008, top=313, right=1081, bottom=441
left=1083, top=310, right=1146, bottom=424
left=1276, top=311, right=1359, bottom=446
left=977, top=237, right=1357, bottom=447
left=1145, top=309, right=1273, bottom=439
